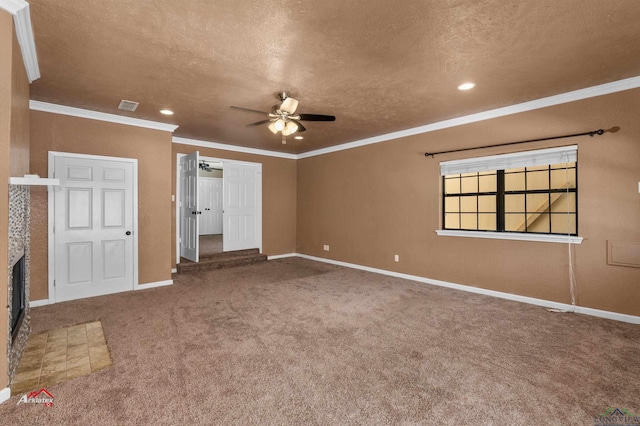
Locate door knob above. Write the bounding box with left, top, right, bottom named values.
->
left=126, top=231, right=131, bottom=235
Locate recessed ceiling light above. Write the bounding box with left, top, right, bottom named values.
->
left=160, top=109, right=174, bottom=115
left=457, top=82, right=475, bottom=91
left=294, top=136, right=304, bottom=140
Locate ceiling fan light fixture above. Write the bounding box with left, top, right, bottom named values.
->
left=280, top=97, right=299, bottom=114
left=282, top=121, right=299, bottom=136
left=274, top=119, right=286, bottom=131
left=231, top=93, right=335, bottom=140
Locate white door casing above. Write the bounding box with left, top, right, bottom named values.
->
left=175, top=154, right=262, bottom=264
left=51, top=154, right=136, bottom=302
left=179, top=151, right=199, bottom=262
left=223, top=162, right=262, bottom=252
left=199, top=178, right=222, bottom=235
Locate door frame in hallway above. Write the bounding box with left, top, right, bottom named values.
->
left=175, top=153, right=263, bottom=265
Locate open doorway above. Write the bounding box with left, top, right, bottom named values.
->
left=198, top=158, right=223, bottom=257
left=176, top=151, right=262, bottom=265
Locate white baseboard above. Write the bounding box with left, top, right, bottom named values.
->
left=134, top=279, right=173, bottom=290
left=267, top=253, right=298, bottom=260
left=171, top=268, right=177, bottom=273
left=295, top=253, right=640, bottom=325
left=0, top=387, right=10, bottom=404
left=29, top=299, right=49, bottom=308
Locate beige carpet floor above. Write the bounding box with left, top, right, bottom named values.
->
left=1, top=258, right=638, bottom=425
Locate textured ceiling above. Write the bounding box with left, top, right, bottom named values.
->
left=28, top=0, right=640, bottom=154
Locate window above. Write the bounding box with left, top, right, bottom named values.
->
left=440, top=146, right=578, bottom=236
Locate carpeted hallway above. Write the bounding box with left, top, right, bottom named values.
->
left=1, top=258, right=638, bottom=424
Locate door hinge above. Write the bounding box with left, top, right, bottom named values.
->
left=53, top=280, right=56, bottom=287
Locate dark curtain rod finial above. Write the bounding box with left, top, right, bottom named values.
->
left=424, top=127, right=618, bottom=158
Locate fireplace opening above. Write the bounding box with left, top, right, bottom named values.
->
left=11, top=254, right=26, bottom=343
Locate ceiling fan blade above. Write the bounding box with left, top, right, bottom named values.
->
left=230, top=106, right=269, bottom=115
left=298, top=114, right=336, bottom=121
left=246, top=119, right=273, bottom=128
left=292, top=120, right=306, bottom=132
left=280, top=97, right=299, bottom=114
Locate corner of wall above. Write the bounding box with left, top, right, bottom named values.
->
left=0, top=9, right=15, bottom=393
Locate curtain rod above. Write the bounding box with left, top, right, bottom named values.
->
left=424, top=127, right=619, bottom=158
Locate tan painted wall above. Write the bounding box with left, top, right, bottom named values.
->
left=29, top=112, right=174, bottom=301
left=10, top=26, right=30, bottom=178
left=0, top=11, right=13, bottom=392
left=171, top=144, right=296, bottom=266
left=297, top=88, right=640, bottom=316
left=0, top=12, right=31, bottom=391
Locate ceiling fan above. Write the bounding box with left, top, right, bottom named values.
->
left=231, top=92, right=336, bottom=144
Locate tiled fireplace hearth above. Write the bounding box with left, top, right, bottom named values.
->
left=7, top=184, right=31, bottom=385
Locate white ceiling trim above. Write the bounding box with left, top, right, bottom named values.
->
left=30, top=100, right=180, bottom=132
left=0, top=0, right=40, bottom=82
left=298, top=75, right=640, bottom=159
left=172, top=136, right=297, bottom=160
left=0, top=0, right=26, bottom=14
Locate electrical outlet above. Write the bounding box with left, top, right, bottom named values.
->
left=323, top=245, right=330, bottom=251
left=394, top=254, right=399, bottom=262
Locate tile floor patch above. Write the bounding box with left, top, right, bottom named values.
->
left=11, top=321, right=112, bottom=396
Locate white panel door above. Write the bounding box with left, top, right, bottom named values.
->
left=223, top=162, right=261, bottom=251
left=54, top=156, right=134, bottom=302
left=199, top=178, right=222, bottom=235
left=179, top=151, right=199, bottom=262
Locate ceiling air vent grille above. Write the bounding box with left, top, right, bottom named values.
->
left=118, top=100, right=139, bottom=112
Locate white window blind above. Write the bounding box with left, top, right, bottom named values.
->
left=439, top=145, right=577, bottom=176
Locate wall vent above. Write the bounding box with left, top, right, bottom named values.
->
left=118, top=100, right=139, bottom=112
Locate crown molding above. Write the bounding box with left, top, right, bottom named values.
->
left=1, top=0, right=40, bottom=82
left=172, top=136, right=298, bottom=160
left=30, top=100, right=179, bottom=132
left=0, top=0, right=26, bottom=14
left=298, top=75, right=640, bottom=159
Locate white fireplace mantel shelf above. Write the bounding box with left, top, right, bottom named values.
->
left=10, top=177, right=60, bottom=186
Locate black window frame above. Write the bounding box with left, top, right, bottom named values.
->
left=442, top=163, right=578, bottom=236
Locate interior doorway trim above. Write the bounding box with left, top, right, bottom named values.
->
left=175, top=153, right=263, bottom=265
left=47, top=151, right=139, bottom=304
